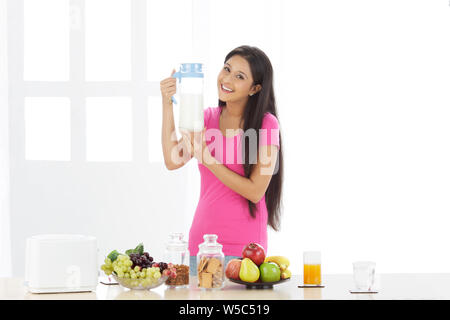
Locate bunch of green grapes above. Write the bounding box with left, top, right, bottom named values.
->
left=126, top=266, right=163, bottom=287
left=101, top=254, right=132, bottom=277
left=100, top=257, right=114, bottom=275
left=101, top=254, right=162, bottom=286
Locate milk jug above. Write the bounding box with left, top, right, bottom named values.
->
left=172, top=63, right=204, bottom=132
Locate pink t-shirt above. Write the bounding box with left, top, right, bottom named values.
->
left=188, top=106, right=280, bottom=256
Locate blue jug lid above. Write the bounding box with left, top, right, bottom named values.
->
left=173, top=63, right=204, bottom=79
left=181, top=63, right=203, bottom=74
left=171, top=63, right=204, bottom=104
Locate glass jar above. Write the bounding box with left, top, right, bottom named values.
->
left=164, top=233, right=190, bottom=288
left=197, top=234, right=224, bottom=289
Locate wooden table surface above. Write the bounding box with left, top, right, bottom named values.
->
left=1, top=274, right=449, bottom=300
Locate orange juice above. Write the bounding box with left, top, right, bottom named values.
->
left=303, top=264, right=321, bottom=285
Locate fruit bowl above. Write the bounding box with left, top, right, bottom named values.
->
left=227, top=277, right=290, bottom=289
left=112, top=273, right=168, bottom=290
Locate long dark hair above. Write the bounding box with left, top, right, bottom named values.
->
left=218, top=45, right=283, bottom=231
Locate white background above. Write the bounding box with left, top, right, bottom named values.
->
left=1, top=0, right=450, bottom=277
left=0, top=0, right=11, bottom=277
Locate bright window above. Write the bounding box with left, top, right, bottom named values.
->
left=86, top=97, right=133, bottom=161
left=24, top=0, right=70, bottom=81
left=24, top=97, right=71, bottom=160
left=148, top=96, right=164, bottom=162
left=146, top=0, right=193, bottom=81
left=85, top=0, right=131, bottom=81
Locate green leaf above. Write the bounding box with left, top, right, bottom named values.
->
left=136, top=243, right=144, bottom=255
left=125, top=243, right=144, bottom=256
left=107, top=250, right=120, bottom=262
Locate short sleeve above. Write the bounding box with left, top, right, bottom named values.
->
left=203, top=107, right=212, bottom=129
left=203, top=107, right=218, bottom=129
left=259, top=112, right=280, bottom=148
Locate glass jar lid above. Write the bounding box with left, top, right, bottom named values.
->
left=166, top=232, right=188, bottom=251
left=198, top=234, right=223, bottom=254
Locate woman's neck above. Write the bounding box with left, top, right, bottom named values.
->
left=223, top=100, right=246, bottom=119
left=221, top=101, right=247, bottom=131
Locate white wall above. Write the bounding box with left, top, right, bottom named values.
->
left=269, top=0, right=450, bottom=275
left=0, top=0, right=12, bottom=277
left=10, top=161, right=197, bottom=276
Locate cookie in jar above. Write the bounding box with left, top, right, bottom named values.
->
left=197, top=234, right=224, bottom=289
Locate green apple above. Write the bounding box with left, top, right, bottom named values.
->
left=259, top=262, right=281, bottom=282
left=239, top=258, right=260, bottom=282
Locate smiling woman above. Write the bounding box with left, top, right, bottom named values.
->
left=216, top=46, right=283, bottom=230
left=160, top=45, right=283, bottom=276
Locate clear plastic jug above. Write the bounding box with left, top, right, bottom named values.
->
left=172, top=63, right=204, bottom=133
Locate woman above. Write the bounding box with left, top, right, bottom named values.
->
left=160, top=45, right=283, bottom=275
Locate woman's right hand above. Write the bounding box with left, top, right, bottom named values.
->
left=160, top=69, right=177, bottom=106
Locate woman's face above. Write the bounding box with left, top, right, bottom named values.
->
left=217, top=55, right=261, bottom=105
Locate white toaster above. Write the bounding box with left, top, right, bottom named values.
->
left=25, top=234, right=98, bottom=293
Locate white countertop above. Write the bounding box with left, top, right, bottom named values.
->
left=1, top=274, right=449, bottom=300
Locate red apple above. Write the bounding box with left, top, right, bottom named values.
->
left=225, top=259, right=242, bottom=280
left=242, top=243, right=266, bottom=266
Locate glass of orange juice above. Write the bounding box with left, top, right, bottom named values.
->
left=303, top=251, right=321, bottom=285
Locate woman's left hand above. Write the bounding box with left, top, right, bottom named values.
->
left=186, top=128, right=217, bottom=166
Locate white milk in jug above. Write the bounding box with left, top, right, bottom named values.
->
left=179, top=93, right=204, bottom=132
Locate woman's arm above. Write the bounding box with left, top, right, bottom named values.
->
left=160, top=73, right=192, bottom=170
left=200, top=142, right=279, bottom=203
